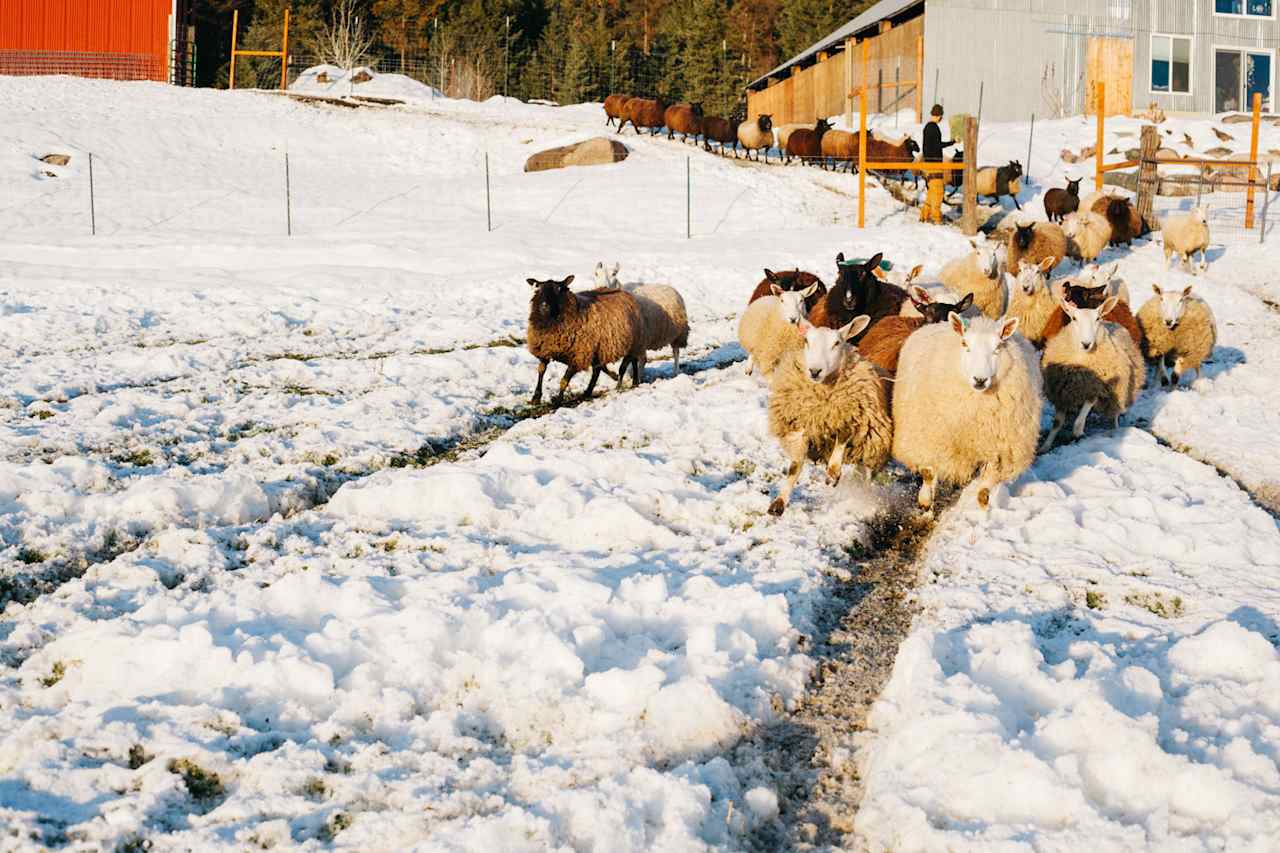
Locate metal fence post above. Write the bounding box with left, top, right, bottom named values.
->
left=1026, top=113, right=1035, bottom=180
left=1261, top=161, right=1272, bottom=246
left=485, top=152, right=492, bottom=232
left=686, top=156, right=691, bottom=240
left=285, top=151, right=292, bottom=236
left=88, top=151, right=96, bottom=236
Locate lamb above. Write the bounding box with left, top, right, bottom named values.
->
left=1003, top=258, right=1060, bottom=347
left=858, top=287, right=975, bottom=375
left=938, top=239, right=1007, bottom=319
left=737, top=114, right=775, bottom=162
left=664, top=102, right=704, bottom=143
left=702, top=115, right=740, bottom=156
left=748, top=269, right=827, bottom=313
left=738, top=282, right=820, bottom=377
left=766, top=317, right=892, bottom=515
left=619, top=97, right=667, bottom=135
left=1007, top=220, right=1068, bottom=275
left=785, top=118, right=832, bottom=166
left=975, top=160, right=1024, bottom=208
left=1043, top=177, right=1082, bottom=222
left=1040, top=294, right=1145, bottom=449
left=809, top=252, right=905, bottom=331
left=603, top=94, right=632, bottom=128
left=1062, top=209, right=1112, bottom=266
left=1161, top=205, right=1211, bottom=273
left=1136, top=283, right=1217, bottom=387
left=526, top=275, right=646, bottom=404
left=891, top=312, right=1043, bottom=510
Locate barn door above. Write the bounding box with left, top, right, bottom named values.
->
left=1086, top=37, right=1134, bottom=116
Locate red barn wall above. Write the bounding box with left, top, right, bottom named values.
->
left=0, top=0, right=172, bottom=82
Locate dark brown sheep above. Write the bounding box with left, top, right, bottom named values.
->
left=620, top=97, right=668, bottom=135
left=748, top=269, right=827, bottom=312
left=603, top=94, right=632, bottom=128
left=857, top=289, right=975, bottom=375
left=1091, top=196, right=1143, bottom=245
left=851, top=131, right=922, bottom=183
left=702, top=115, right=740, bottom=156
left=664, top=103, right=704, bottom=143
left=785, top=118, right=832, bottom=166
left=1041, top=282, right=1143, bottom=351
left=809, top=253, right=904, bottom=333
left=1043, top=178, right=1081, bottom=223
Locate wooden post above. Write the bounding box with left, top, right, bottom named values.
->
left=279, top=8, right=290, bottom=91
left=1136, top=124, right=1159, bottom=233
left=1245, top=91, right=1262, bottom=229
left=1094, top=82, right=1105, bottom=191
left=961, top=116, right=978, bottom=235
left=229, top=9, right=239, bottom=90
left=915, top=36, right=924, bottom=123
left=858, top=40, right=868, bottom=228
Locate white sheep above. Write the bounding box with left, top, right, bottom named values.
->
left=738, top=282, right=819, bottom=377
left=595, top=262, right=690, bottom=376
left=1003, top=257, right=1059, bottom=347
left=1062, top=210, right=1112, bottom=267
left=1040, top=294, right=1145, bottom=450
left=593, top=261, right=621, bottom=288
left=737, top=115, right=775, bottom=162
left=774, top=123, right=809, bottom=150
left=1135, top=283, right=1217, bottom=387
left=766, top=316, right=892, bottom=516
left=892, top=313, right=1043, bottom=510
left=938, top=239, right=1007, bottom=319
left=1161, top=205, right=1211, bottom=274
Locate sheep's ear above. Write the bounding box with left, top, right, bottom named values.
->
left=764, top=268, right=780, bottom=283
left=1151, top=283, right=1163, bottom=296
left=527, top=278, right=539, bottom=287
left=908, top=264, right=924, bottom=281
left=1181, top=285, right=1193, bottom=299
left=1038, top=256, right=1056, bottom=272
left=1099, top=296, right=1119, bottom=319
left=835, top=252, right=845, bottom=264
left=909, top=284, right=931, bottom=305
left=770, top=284, right=784, bottom=297
left=864, top=252, right=884, bottom=272
left=595, top=262, right=603, bottom=272
left=800, top=282, right=821, bottom=298
left=949, top=312, right=966, bottom=336
left=562, top=274, right=574, bottom=286
left=956, top=292, right=975, bottom=313
left=969, top=240, right=979, bottom=250
left=611, top=263, right=620, bottom=275
left=841, top=315, right=872, bottom=341
left=998, top=316, right=1020, bottom=340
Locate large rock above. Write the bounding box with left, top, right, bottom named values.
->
left=39, top=153, right=70, bottom=166
left=524, top=138, right=629, bottom=173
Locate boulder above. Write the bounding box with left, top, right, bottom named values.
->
left=351, top=69, right=373, bottom=84
left=316, top=71, right=330, bottom=83
left=39, top=153, right=70, bottom=166
left=1211, top=127, right=1234, bottom=143
left=1223, top=112, right=1278, bottom=124
left=525, top=137, right=629, bottom=173
left=1155, top=148, right=1182, bottom=161
left=1203, top=146, right=1234, bottom=158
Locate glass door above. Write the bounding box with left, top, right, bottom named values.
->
left=1247, top=52, right=1272, bottom=111
left=1217, top=48, right=1274, bottom=113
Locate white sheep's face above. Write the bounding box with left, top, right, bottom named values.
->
left=1153, top=284, right=1192, bottom=329
left=971, top=240, right=1001, bottom=279
left=1063, top=295, right=1118, bottom=353
left=772, top=283, right=819, bottom=325
left=952, top=313, right=1019, bottom=392
left=800, top=316, right=870, bottom=382
left=1192, top=205, right=1209, bottom=224
left=1062, top=215, right=1080, bottom=238
left=593, top=262, right=621, bottom=288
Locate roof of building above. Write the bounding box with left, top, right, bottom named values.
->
left=746, top=0, right=925, bottom=90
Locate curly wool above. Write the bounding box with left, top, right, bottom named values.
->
left=1042, top=297, right=1143, bottom=352
left=738, top=297, right=805, bottom=377
left=1161, top=212, right=1210, bottom=264
left=1136, top=295, right=1217, bottom=371
left=1006, top=281, right=1060, bottom=347
left=527, top=288, right=645, bottom=372
left=939, top=251, right=1005, bottom=319
left=632, top=284, right=689, bottom=353
left=1007, top=222, right=1068, bottom=274
left=1042, top=320, right=1145, bottom=419
left=857, top=315, right=924, bottom=374
left=892, top=321, right=1043, bottom=487
left=1063, top=211, right=1111, bottom=263
left=768, top=351, right=893, bottom=472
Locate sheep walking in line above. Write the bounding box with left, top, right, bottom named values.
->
left=892, top=313, right=1043, bottom=510
left=1161, top=206, right=1211, bottom=274
left=603, top=94, right=632, bottom=128
left=1040, top=294, right=1145, bottom=450
left=526, top=275, right=645, bottom=404
left=594, top=262, right=690, bottom=377
left=973, top=160, right=1023, bottom=209
left=738, top=279, right=821, bottom=377
left=1062, top=210, right=1111, bottom=267
left=1136, top=284, right=1217, bottom=388
left=939, top=240, right=1007, bottom=319
left=766, top=316, right=892, bottom=516
left=737, top=114, right=775, bottom=162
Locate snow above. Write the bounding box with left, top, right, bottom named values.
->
left=1, top=75, right=1279, bottom=850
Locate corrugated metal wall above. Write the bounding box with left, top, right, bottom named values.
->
left=0, top=0, right=171, bottom=82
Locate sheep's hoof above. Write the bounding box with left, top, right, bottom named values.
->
left=1160, top=375, right=1171, bottom=388
left=916, top=490, right=933, bottom=511
left=977, top=487, right=990, bottom=509
left=826, top=467, right=842, bottom=486
left=530, top=394, right=542, bottom=405
left=768, top=497, right=786, bottom=516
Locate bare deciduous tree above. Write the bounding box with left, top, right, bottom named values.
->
left=316, top=0, right=376, bottom=89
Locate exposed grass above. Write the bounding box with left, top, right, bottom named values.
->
left=17, top=546, right=46, bottom=565
left=462, top=334, right=525, bottom=351
left=167, top=758, right=225, bottom=800
left=1085, top=589, right=1106, bottom=610
left=301, top=777, right=329, bottom=801
left=30, top=409, right=54, bottom=420
left=39, top=660, right=67, bottom=687
left=320, top=812, right=353, bottom=841
left=1124, top=591, right=1185, bottom=619
left=117, top=448, right=154, bottom=467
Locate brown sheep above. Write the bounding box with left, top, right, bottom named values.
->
left=1007, top=221, right=1068, bottom=274
left=857, top=287, right=975, bottom=375
left=748, top=269, right=827, bottom=312
left=603, top=94, right=632, bottom=128
left=1090, top=195, right=1143, bottom=245
left=702, top=115, right=740, bottom=156
left=845, top=131, right=921, bottom=181
left=526, top=275, right=645, bottom=404
left=785, top=118, right=832, bottom=166
left=664, top=103, right=704, bottom=143
left=1043, top=178, right=1081, bottom=223
left=620, top=97, right=667, bottom=135
left=1041, top=280, right=1143, bottom=350
left=809, top=252, right=904, bottom=332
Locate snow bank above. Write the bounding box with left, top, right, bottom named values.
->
left=290, top=63, right=441, bottom=101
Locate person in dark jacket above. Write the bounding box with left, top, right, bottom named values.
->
left=920, top=104, right=955, bottom=223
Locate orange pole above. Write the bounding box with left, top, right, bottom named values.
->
left=1094, top=82, right=1105, bottom=192
left=229, top=8, right=239, bottom=90
left=858, top=39, right=868, bottom=228
left=280, top=8, right=291, bottom=91
left=1245, top=91, right=1261, bottom=229
left=915, top=36, right=924, bottom=124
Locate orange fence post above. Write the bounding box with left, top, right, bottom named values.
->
left=915, top=36, right=924, bottom=123
left=229, top=8, right=239, bottom=90
left=1246, top=91, right=1261, bottom=229
left=1094, top=82, right=1105, bottom=192
left=279, top=8, right=291, bottom=91
left=858, top=39, right=868, bottom=228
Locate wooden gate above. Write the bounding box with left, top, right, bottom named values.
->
left=1086, top=37, right=1133, bottom=116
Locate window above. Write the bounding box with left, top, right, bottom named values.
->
left=1215, top=0, right=1274, bottom=17
left=1151, top=35, right=1192, bottom=95
left=1216, top=48, right=1273, bottom=112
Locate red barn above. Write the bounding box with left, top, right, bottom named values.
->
left=0, top=0, right=180, bottom=83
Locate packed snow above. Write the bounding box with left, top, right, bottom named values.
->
left=1, top=74, right=1278, bottom=851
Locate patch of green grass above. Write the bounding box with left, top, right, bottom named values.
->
left=1085, top=589, right=1106, bottom=610
left=39, top=660, right=67, bottom=687
left=167, top=758, right=224, bottom=800
left=1124, top=592, right=1184, bottom=619
left=117, top=835, right=151, bottom=853
left=300, top=777, right=328, bottom=800
left=30, top=409, right=54, bottom=420
left=118, top=448, right=154, bottom=467
left=381, top=538, right=398, bottom=553
left=733, top=459, right=757, bottom=479
left=17, top=546, right=46, bottom=564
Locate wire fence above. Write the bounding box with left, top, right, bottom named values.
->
left=1147, top=163, right=1278, bottom=246
left=0, top=50, right=164, bottom=82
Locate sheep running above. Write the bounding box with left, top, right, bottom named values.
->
left=858, top=287, right=975, bottom=375
left=595, top=262, right=690, bottom=377
left=738, top=280, right=820, bottom=377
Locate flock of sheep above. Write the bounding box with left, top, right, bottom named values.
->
left=523, top=188, right=1216, bottom=516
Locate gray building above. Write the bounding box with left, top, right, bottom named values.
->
left=748, top=0, right=1279, bottom=122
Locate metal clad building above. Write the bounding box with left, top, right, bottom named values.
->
left=0, top=0, right=175, bottom=82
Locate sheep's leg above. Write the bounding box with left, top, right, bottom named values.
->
left=1040, top=411, right=1066, bottom=451
left=601, top=366, right=620, bottom=382
left=1072, top=399, right=1096, bottom=439
left=672, top=346, right=681, bottom=375
left=1199, top=248, right=1208, bottom=273
left=745, top=355, right=755, bottom=376
left=768, top=460, right=804, bottom=516
left=1171, top=355, right=1187, bottom=388
left=531, top=359, right=549, bottom=404
left=612, top=358, right=630, bottom=391
left=1012, top=195, right=1022, bottom=211
left=917, top=467, right=936, bottom=511
left=826, top=442, right=847, bottom=486
left=1155, top=356, right=1169, bottom=387
left=976, top=467, right=999, bottom=510
left=582, top=365, right=604, bottom=400
left=632, top=355, right=643, bottom=386
left=554, top=368, right=577, bottom=404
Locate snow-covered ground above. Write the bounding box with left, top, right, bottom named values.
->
left=1, top=74, right=1278, bottom=851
